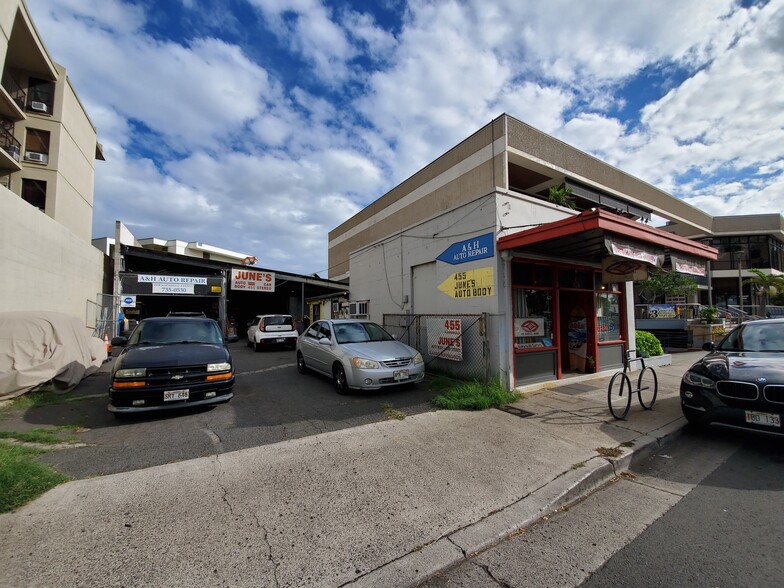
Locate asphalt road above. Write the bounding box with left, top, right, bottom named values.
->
left=424, top=426, right=784, bottom=587
left=2, top=341, right=437, bottom=478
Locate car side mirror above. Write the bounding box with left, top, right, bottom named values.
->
left=111, top=336, right=127, bottom=347
left=702, top=341, right=716, bottom=351
left=318, top=337, right=332, bottom=346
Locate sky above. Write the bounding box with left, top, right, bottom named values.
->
left=26, top=0, right=784, bottom=277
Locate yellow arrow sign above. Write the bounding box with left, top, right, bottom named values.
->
left=438, top=267, right=495, bottom=299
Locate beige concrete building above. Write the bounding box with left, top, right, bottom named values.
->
left=328, top=114, right=719, bottom=387
left=0, top=0, right=105, bottom=322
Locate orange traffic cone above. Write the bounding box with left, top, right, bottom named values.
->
left=104, top=333, right=111, bottom=355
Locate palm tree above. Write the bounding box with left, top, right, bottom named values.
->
left=743, top=269, right=784, bottom=317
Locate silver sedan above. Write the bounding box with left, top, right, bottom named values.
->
left=296, top=319, right=425, bottom=394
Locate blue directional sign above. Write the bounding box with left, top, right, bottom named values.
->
left=436, top=232, right=495, bottom=265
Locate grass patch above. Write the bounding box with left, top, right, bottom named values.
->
left=431, top=377, right=521, bottom=411
left=0, top=389, right=73, bottom=412
left=0, top=427, right=79, bottom=445
left=0, top=441, right=69, bottom=513
left=382, top=403, right=407, bottom=420
left=596, top=446, right=624, bottom=458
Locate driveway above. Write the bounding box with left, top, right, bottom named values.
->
left=0, top=342, right=437, bottom=479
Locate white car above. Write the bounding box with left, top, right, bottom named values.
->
left=247, top=314, right=297, bottom=351
left=296, top=319, right=425, bottom=394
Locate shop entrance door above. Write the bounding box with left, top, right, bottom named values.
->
left=559, top=291, right=596, bottom=374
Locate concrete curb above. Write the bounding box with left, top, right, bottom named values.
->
left=352, top=417, right=688, bottom=588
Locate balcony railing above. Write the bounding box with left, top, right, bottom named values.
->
left=0, top=120, right=21, bottom=161
left=1, top=71, right=27, bottom=112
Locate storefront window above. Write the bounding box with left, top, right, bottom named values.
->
left=513, top=288, right=554, bottom=350
left=596, top=292, right=621, bottom=342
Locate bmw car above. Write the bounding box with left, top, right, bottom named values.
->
left=109, top=317, right=234, bottom=417
left=296, top=319, right=425, bottom=394
left=681, top=318, right=784, bottom=434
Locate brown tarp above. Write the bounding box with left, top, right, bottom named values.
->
left=0, top=311, right=107, bottom=400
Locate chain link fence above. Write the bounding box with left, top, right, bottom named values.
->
left=383, top=313, right=494, bottom=382
left=90, top=293, right=116, bottom=339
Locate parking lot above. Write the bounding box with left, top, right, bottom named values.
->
left=2, top=341, right=437, bottom=479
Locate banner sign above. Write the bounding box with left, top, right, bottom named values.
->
left=670, top=253, right=707, bottom=277
left=231, top=268, right=275, bottom=292
left=514, top=317, right=545, bottom=338
left=120, top=273, right=222, bottom=296
left=648, top=304, right=677, bottom=319
left=436, top=233, right=494, bottom=265
left=438, top=267, right=495, bottom=299
left=604, top=237, right=664, bottom=267
left=426, top=318, right=462, bottom=361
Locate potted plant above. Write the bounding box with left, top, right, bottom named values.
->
left=699, top=305, right=720, bottom=324
left=585, top=355, right=596, bottom=373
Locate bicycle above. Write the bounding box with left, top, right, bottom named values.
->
left=607, top=349, right=658, bottom=419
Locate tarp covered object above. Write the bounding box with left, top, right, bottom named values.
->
left=0, top=311, right=107, bottom=400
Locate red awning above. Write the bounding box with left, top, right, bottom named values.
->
left=498, top=209, right=718, bottom=265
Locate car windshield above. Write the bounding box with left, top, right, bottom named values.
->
left=128, top=319, right=223, bottom=345
left=718, top=322, right=784, bottom=352
left=334, top=322, right=394, bottom=344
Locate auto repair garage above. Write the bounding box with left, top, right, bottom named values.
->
left=116, top=245, right=347, bottom=337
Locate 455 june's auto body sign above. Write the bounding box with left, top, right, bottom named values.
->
left=437, top=233, right=494, bottom=265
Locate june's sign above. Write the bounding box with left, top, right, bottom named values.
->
left=426, top=318, right=462, bottom=361
left=438, top=267, right=495, bottom=299
left=231, top=269, right=275, bottom=292
left=437, top=233, right=494, bottom=265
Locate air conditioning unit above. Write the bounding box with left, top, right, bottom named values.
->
left=24, top=151, right=48, bottom=164
left=30, top=101, right=48, bottom=113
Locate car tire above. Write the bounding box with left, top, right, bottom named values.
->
left=297, top=351, right=308, bottom=374
left=333, top=364, right=349, bottom=395
left=254, top=340, right=261, bottom=352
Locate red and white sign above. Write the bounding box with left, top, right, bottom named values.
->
left=231, top=268, right=275, bottom=292
left=514, top=317, right=545, bottom=338
left=426, top=318, right=462, bottom=362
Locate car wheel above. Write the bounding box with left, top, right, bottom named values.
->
left=333, top=364, right=349, bottom=395
left=297, top=351, right=308, bottom=374
left=254, top=340, right=261, bottom=352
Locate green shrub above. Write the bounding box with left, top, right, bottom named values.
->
left=635, top=330, right=664, bottom=357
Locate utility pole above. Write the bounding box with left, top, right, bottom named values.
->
left=736, top=250, right=744, bottom=323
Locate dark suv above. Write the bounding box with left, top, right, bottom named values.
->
left=109, top=317, right=234, bottom=417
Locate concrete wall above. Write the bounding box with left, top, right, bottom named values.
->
left=0, top=186, right=103, bottom=323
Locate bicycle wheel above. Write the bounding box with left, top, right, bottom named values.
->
left=608, top=372, right=632, bottom=419
left=637, top=367, right=658, bottom=409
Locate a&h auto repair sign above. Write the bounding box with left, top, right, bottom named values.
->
left=231, top=268, right=275, bottom=292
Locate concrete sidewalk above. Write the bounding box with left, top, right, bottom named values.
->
left=0, top=352, right=703, bottom=588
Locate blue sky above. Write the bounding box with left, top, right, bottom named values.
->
left=27, top=0, right=784, bottom=277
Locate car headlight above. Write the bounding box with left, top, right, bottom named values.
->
left=352, top=357, right=380, bottom=369
left=115, top=368, right=147, bottom=378
left=682, top=371, right=716, bottom=389
left=413, top=352, right=424, bottom=365
left=207, top=362, right=232, bottom=372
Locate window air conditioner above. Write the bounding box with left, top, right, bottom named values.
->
left=30, top=101, right=48, bottom=113
left=24, top=151, right=48, bottom=164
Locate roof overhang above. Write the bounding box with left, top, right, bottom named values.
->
left=498, top=209, right=718, bottom=280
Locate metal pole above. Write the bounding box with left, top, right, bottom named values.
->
left=736, top=251, right=744, bottom=323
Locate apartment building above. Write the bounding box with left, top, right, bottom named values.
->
left=0, top=0, right=105, bottom=321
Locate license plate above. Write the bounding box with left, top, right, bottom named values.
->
left=276, top=338, right=285, bottom=343
left=745, top=410, right=781, bottom=427
left=164, top=389, right=189, bottom=402
left=393, top=369, right=409, bottom=381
